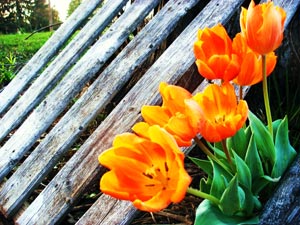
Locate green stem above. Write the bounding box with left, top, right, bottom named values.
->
left=193, top=136, right=220, bottom=163
left=193, top=137, right=233, bottom=175
left=221, top=139, right=232, bottom=166
left=262, top=54, right=273, bottom=138
left=187, top=187, right=220, bottom=205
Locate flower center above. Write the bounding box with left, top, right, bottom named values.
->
left=214, top=114, right=226, bottom=124
left=143, top=162, right=170, bottom=190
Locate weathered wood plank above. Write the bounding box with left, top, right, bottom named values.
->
left=76, top=195, right=137, bottom=225
left=0, top=0, right=200, bottom=218
left=262, top=0, right=300, bottom=27
left=259, top=154, right=300, bottom=225
left=0, top=0, right=103, bottom=115
left=0, top=0, right=160, bottom=183
left=15, top=0, right=245, bottom=224
left=0, top=0, right=127, bottom=141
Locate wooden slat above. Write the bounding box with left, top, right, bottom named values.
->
left=0, top=0, right=200, bottom=218
left=0, top=0, right=103, bottom=115
left=15, top=0, right=245, bottom=224
left=262, top=0, right=300, bottom=27
left=0, top=0, right=127, bottom=141
left=76, top=195, right=137, bottom=225
left=259, top=155, right=300, bottom=225
left=0, top=0, right=160, bottom=182
left=65, top=0, right=299, bottom=225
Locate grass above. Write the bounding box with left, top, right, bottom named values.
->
left=0, top=32, right=53, bottom=60
left=0, top=32, right=53, bottom=86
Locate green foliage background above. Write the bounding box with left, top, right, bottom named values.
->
left=0, top=32, right=52, bottom=87
left=0, top=0, right=61, bottom=34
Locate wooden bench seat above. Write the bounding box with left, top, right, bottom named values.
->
left=0, top=0, right=299, bottom=224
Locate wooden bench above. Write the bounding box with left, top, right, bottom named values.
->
left=0, top=0, right=299, bottom=224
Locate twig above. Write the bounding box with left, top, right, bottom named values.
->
left=25, top=22, right=63, bottom=40
left=154, top=211, right=193, bottom=225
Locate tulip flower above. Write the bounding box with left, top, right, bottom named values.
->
left=194, top=23, right=240, bottom=82
left=193, top=82, right=248, bottom=143
left=240, top=0, right=286, bottom=54
left=99, top=125, right=192, bottom=212
left=232, top=33, right=277, bottom=86
left=139, top=82, right=202, bottom=146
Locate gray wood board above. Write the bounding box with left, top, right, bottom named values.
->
left=0, top=0, right=103, bottom=114
left=0, top=0, right=199, bottom=219
left=15, top=0, right=245, bottom=224
left=0, top=0, right=160, bottom=183
left=0, top=0, right=127, bottom=141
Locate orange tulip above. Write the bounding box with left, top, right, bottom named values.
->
left=139, top=82, right=201, bottom=146
left=193, top=82, right=248, bottom=143
left=99, top=125, right=192, bottom=212
left=240, top=0, right=286, bottom=54
left=194, top=23, right=240, bottom=81
left=232, top=33, right=277, bottom=86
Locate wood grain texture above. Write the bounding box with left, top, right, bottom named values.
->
left=76, top=195, right=137, bottom=225
left=0, top=0, right=103, bottom=114
left=259, top=154, right=300, bottom=225
left=0, top=0, right=160, bottom=183
left=15, top=0, right=245, bottom=224
left=0, top=0, right=199, bottom=218
left=0, top=0, right=127, bottom=141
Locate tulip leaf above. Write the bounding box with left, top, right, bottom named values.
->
left=200, top=177, right=212, bottom=194
left=233, top=151, right=252, bottom=190
left=245, top=135, right=264, bottom=185
left=272, top=119, right=282, bottom=139
left=252, top=175, right=280, bottom=195
left=195, top=199, right=259, bottom=225
left=219, top=175, right=240, bottom=215
left=239, top=185, right=256, bottom=216
left=189, top=157, right=213, bottom=178
left=209, top=142, right=227, bottom=160
left=214, top=141, right=223, bottom=150
left=248, top=111, right=275, bottom=170
left=210, top=161, right=231, bottom=199
left=227, top=128, right=248, bottom=159
left=244, top=125, right=252, bottom=144
left=271, top=116, right=297, bottom=178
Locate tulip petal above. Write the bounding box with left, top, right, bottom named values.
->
left=193, top=83, right=248, bottom=143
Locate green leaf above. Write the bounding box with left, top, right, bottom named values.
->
left=271, top=116, right=297, bottom=178
left=272, top=119, right=282, bottom=139
left=209, top=142, right=227, bottom=160
left=214, top=141, right=223, bottom=150
left=227, top=128, right=248, bottom=159
left=252, top=175, right=280, bottom=195
left=195, top=200, right=259, bottom=225
left=244, top=125, right=252, bottom=144
left=245, top=135, right=264, bottom=185
left=233, top=151, right=252, bottom=190
left=189, top=157, right=213, bottom=178
left=200, top=177, right=212, bottom=194
left=248, top=111, right=275, bottom=169
left=239, top=185, right=256, bottom=216
left=219, top=175, right=240, bottom=215
left=210, top=161, right=232, bottom=199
